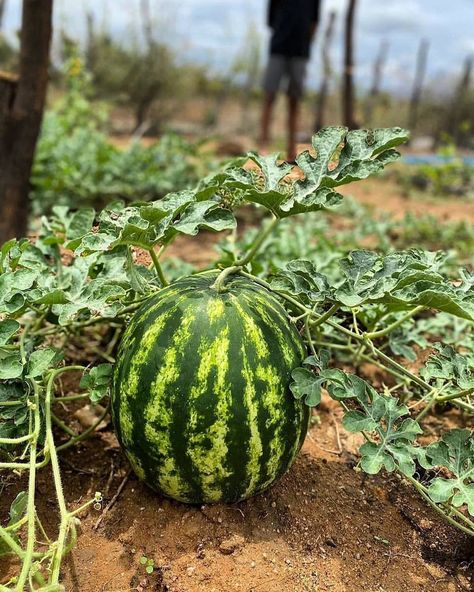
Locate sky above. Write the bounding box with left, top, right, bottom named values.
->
left=3, top=0, right=474, bottom=95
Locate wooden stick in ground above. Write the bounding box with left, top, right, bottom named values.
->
left=93, top=468, right=132, bottom=530
left=342, top=0, right=358, bottom=129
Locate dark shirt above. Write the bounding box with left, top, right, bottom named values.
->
left=268, top=0, right=320, bottom=59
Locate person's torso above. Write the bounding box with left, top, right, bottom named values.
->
left=270, top=0, right=317, bottom=58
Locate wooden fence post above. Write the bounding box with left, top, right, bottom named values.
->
left=342, top=0, right=358, bottom=129
left=407, top=38, right=429, bottom=134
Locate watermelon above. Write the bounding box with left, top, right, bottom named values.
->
left=112, top=272, right=309, bottom=504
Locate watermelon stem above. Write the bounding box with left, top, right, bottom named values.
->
left=211, top=265, right=242, bottom=292
left=148, top=248, right=168, bottom=287
left=211, top=216, right=280, bottom=292
left=234, top=216, right=279, bottom=267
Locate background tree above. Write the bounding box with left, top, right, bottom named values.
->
left=342, top=0, right=358, bottom=129
left=314, top=10, right=336, bottom=131
left=407, top=38, right=429, bottom=134
left=0, top=0, right=53, bottom=243
left=82, top=4, right=179, bottom=134
left=363, top=39, right=389, bottom=126
left=446, top=54, right=473, bottom=146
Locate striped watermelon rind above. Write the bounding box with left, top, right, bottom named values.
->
left=112, top=272, right=309, bottom=503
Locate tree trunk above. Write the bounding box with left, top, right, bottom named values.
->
left=0, top=0, right=53, bottom=244
left=314, top=10, right=336, bottom=131
left=342, top=0, right=358, bottom=129
left=447, top=55, right=473, bottom=144
left=140, top=0, right=154, bottom=50
left=134, top=0, right=158, bottom=132
left=407, top=39, right=429, bottom=134
left=363, top=39, right=389, bottom=127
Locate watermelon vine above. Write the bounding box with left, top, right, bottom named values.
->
left=1, top=127, right=473, bottom=590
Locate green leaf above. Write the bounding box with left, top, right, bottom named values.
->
left=0, top=319, right=20, bottom=346
left=172, top=201, right=236, bottom=236
left=320, top=369, right=423, bottom=477
left=289, top=367, right=325, bottom=407
left=0, top=381, right=26, bottom=403
left=343, top=409, right=378, bottom=432
left=420, top=344, right=474, bottom=393
left=359, top=441, right=396, bottom=474
left=321, top=127, right=409, bottom=187
left=80, top=364, right=113, bottom=403
left=0, top=491, right=28, bottom=555
left=248, top=153, right=293, bottom=190
left=292, top=127, right=408, bottom=209
left=66, top=208, right=96, bottom=241
left=274, top=249, right=474, bottom=320
left=9, top=491, right=28, bottom=524
left=325, top=371, right=368, bottom=401
left=271, top=260, right=332, bottom=304
left=423, top=429, right=474, bottom=515
left=52, top=279, right=127, bottom=324
left=27, top=348, right=62, bottom=378
left=73, top=232, right=116, bottom=255
left=0, top=352, right=23, bottom=379
left=125, top=248, right=148, bottom=294
left=388, top=323, right=428, bottom=362
left=215, top=128, right=407, bottom=219
left=334, top=249, right=474, bottom=319
left=33, top=289, right=69, bottom=306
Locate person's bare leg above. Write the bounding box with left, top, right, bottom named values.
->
left=259, top=92, right=276, bottom=153
left=287, top=95, right=300, bottom=162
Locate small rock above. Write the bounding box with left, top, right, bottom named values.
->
left=186, top=566, right=195, bottom=577
left=74, top=404, right=108, bottom=430
left=420, top=518, right=433, bottom=530
left=250, top=561, right=256, bottom=568
left=218, top=535, right=245, bottom=555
